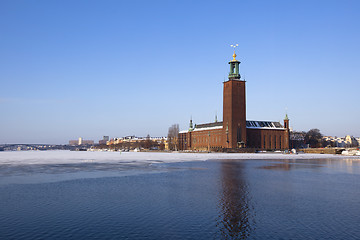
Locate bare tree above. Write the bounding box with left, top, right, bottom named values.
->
left=167, top=124, right=179, bottom=151
left=305, top=128, right=323, bottom=148
left=145, top=134, right=152, bottom=149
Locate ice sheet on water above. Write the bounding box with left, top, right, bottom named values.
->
left=0, top=150, right=359, bottom=165
left=0, top=150, right=359, bottom=184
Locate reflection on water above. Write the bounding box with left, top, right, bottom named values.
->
left=259, top=158, right=360, bottom=175
left=217, top=161, right=254, bottom=239
left=259, top=159, right=323, bottom=171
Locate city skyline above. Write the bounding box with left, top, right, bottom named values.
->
left=1, top=0, right=359, bottom=144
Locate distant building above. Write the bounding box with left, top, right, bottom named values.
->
left=322, top=135, right=359, bottom=148
left=178, top=52, right=290, bottom=151
left=323, top=136, right=343, bottom=147
left=69, top=140, right=78, bottom=145
left=106, top=135, right=167, bottom=150
left=99, top=136, right=109, bottom=145
left=290, top=131, right=306, bottom=149
left=345, top=135, right=359, bottom=147
left=107, top=136, right=167, bottom=145
left=69, top=137, right=94, bottom=146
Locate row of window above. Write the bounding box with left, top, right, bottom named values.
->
left=193, top=136, right=223, bottom=145
left=261, top=135, right=282, bottom=149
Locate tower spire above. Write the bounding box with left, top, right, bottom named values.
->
left=232, top=51, right=237, bottom=61
left=230, top=44, right=239, bottom=61
left=284, top=113, right=289, bottom=121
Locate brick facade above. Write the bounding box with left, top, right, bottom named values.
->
left=247, top=128, right=289, bottom=150
left=223, top=80, right=247, bottom=148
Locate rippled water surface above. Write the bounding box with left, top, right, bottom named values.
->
left=1, top=152, right=360, bottom=239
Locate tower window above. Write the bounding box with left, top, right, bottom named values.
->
left=269, top=135, right=271, bottom=149
left=237, top=127, right=242, bottom=143
left=263, top=136, right=266, bottom=149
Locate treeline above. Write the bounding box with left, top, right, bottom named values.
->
left=291, top=128, right=359, bottom=148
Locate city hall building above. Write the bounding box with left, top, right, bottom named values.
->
left=178, top=52, right=290, bottom=151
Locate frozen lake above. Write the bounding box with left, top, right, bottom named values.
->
left=1, top=150, right=358, bottom=184
left=1, top=151, right=360, bottom=239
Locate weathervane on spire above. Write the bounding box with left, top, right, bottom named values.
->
left=230, top=44, right=239, bottom=61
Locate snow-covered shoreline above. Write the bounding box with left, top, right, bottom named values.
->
left=1, top=150, right=359, bottom=165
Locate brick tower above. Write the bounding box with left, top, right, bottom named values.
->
left=223, top=51, right=246, bottom=148
left=284, top=113, right=290, bottom=149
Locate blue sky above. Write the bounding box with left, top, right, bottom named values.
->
left=1, top=0, right=359, bottom=144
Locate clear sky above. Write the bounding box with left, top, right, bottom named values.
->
left=1, top=0, right=359, bottom=144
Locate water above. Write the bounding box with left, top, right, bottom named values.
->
left=0, top=152, right=360, bottom=239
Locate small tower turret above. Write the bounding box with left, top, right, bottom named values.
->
left=283, top=113, right=290, bottom=149
left=189, top=117, right=193, bottom=131
left=284, top=113, right=289, bottom=129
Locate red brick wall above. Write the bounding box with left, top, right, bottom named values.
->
left=179, top=128, right=225, bottom=151
left=247, top=128, right=289, bottom=150
left=223, top=80, right=246, bottom=148
left=180, top=127, right=290, bottom=151
left=178, top=132, right=190, bottom=150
